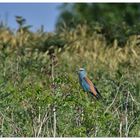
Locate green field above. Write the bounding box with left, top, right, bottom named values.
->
left=0, top=22, right=140, bottom=137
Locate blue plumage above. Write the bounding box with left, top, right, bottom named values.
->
left=78, top=68, right=89, bottom=91
left=78, top=68, right=102, bottom=99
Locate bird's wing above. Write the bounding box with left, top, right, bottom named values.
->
left=83, top=77, right=98, bottom=96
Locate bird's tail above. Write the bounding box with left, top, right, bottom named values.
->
left=91, top=86, right=102, bottom=100
left=95, top=92, right=102, bottom=100
left=95, top=86, right=102, bottom=98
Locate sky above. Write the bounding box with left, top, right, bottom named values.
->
left=0, top=3, right=62, bottom=32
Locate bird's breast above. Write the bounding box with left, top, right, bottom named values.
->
left=81, top=79, right=90, bottom=92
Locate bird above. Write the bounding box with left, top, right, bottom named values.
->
left=78, top=68, right=102, bottom=100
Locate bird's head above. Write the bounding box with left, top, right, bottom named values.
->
left=78, top=68, right=86, bottom=78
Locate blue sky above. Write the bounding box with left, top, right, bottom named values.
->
left=0, top=3, right=62, bottom=32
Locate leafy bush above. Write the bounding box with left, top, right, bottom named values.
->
left=0, top=22, right=140, bottom=137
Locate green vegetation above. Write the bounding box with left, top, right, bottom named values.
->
left=57, top=3, right=140, bottom=46
left=0, top=10, right=140, bottom=137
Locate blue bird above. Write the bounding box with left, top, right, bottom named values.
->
left=78, top=68, right=102, bottom=100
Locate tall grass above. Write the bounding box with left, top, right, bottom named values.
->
left=0, top=24, right=140, bottom=137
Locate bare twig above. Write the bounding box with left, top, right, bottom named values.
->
left=127, top=117, right=138, bottom=135
left=94, top=125, right=98, bottom=137
left=50, top=53, right=57, bottom=137
left=37, top=110, right=49, bottom=137
left=104, top=89, right=119, bottom=114
left=104, top=80, right=126, bottom=115
left=119, top=121, right=123, bottom=137
left=0, top=113, right=4, bottom=137
left=106, top=122, right=113, bottom=136
left=130, top=93, right=140, bottom=106
left=125, top=92, right=129, bottom=137
left=53, top=107, right=56, bottom=137
left=112, top=102, right=126, bottom=114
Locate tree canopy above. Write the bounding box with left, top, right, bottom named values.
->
left=56, top=3, right=140, bottom=46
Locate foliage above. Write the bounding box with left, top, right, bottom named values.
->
left=0, top=18, right=140, bottom=137
left=56, top=3, right=140, bottom=46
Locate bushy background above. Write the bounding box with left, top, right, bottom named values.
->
left=0, top=3, right=140, bottom=137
